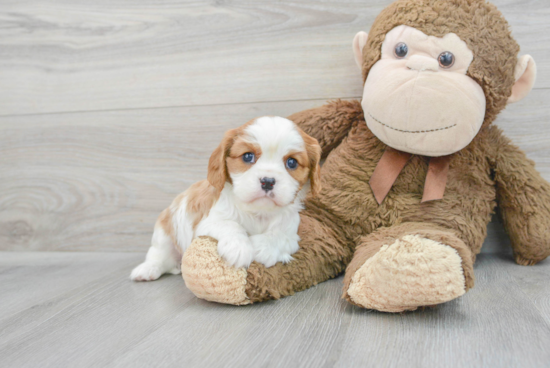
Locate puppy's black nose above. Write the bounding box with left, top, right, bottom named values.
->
left=260, top=177, right=276, bottom=191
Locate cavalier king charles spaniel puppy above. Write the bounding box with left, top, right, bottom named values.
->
left=131, top=116, right=321, bottom=281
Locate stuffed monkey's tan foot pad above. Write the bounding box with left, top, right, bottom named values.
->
left=347, top=235, right=466, bottom=312
left=181, top=236, right=250, bottom=305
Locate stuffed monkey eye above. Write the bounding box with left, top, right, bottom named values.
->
left=438, top=51, right=455, bottom=68
left=394, top=42, right=408, bottom=58
left=242, top=152, right=256, bottom=163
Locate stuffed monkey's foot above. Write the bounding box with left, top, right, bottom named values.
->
left=514, top=254, right=540, bottom=266
left=181, top=236, right=251, bottom=305
left=344, top=232, right=470, bottom=313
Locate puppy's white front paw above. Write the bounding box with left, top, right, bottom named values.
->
left=217, top=235, right=254, bottom=269
left=279, top=252, right=294, bottom=264
left=250, top=234, right=279, bottom=268
left=250, top=234, right=297, bottom=268
left=130, top=262, right=162, bottom=281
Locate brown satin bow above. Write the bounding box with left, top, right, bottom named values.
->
left=369, top=147, right=451, bottom=205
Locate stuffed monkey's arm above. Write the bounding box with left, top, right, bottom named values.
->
left=492, top=127, right=550, bottom=265
left=288, top=100, right=363, bottom=158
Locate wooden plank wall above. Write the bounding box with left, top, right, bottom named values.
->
left=1, top=0, right=549, bottom=252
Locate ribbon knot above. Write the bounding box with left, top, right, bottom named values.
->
left=369, top=147, right=451, bottom=205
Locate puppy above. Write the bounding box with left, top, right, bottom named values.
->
left=130, top=116, right=321, bottom=281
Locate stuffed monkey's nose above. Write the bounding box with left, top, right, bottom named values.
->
left=406, top=55, right=439, bottom=72
left=260, top=177, right=276, bottom=191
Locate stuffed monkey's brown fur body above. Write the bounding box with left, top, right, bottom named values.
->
left=182, top=0, right=550, bottom=311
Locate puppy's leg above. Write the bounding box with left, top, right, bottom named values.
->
left=131, top=211, right=182, bottom=282
left=250, top=233, right=299, bottom=268
left=251, top=212, right=300, bottom=267
left=197, top=220, right=254, bottom=268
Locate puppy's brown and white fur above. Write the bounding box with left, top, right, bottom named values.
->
left=131, top=116, right=321, bottom=281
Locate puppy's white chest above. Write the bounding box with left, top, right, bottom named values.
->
left=242, top=214, right=275, bottom=236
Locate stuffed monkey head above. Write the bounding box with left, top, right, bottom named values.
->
left=353, top=0, right=536, bottom=156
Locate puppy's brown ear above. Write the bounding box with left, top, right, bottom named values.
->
left=207, top=128, right=238, bottom=192
left=301, top=130, right=322, bottom=197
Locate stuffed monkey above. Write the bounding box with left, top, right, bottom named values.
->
left=182, top=0, right=550, bottom=312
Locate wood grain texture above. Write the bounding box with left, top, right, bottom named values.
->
left=334, top=255, right=550, bottom=368
left=0, top=252, right=145, bottom=342
left=1, top=88, right=549, bottom=252
left=0, top=252, right=549, bottom=368
left=497, top=253, right=550, bottom=326
left=1, top=0, right=549, bottom=253
left=0, top=0, right=548, bottom=116
left=0, top=99, right=323, bottom=251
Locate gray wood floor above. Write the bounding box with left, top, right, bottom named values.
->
left=2, top=0, right=550, bottom=367
left=0, top=252, right=549, bottom=368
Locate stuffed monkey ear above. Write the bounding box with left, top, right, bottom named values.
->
left=207, top=129, right=237, bottom=192
left=353, top=31, right=369, bottom=71
left=508, top=55, right=537, bottom=104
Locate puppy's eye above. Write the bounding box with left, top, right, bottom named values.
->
left=242, top=152, right=255, bottom=163
left=394, top=42, right=408, bottom=58
left=438, top=51, right=455, bottom=68
left=286, top=158, right=298, bottom=170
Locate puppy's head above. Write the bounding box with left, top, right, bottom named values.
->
left=207, top=116, right=321, bottom=211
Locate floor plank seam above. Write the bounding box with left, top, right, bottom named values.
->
left=0, top=96, right=365, bottom=118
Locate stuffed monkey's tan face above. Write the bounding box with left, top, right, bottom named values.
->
left=361, top=25, right=486, bottom=156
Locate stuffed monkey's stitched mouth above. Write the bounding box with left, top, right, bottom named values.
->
left=368, top=112, right=457, bottom=133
